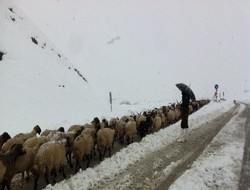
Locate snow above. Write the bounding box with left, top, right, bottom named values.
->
left=0, top=0, right=250, bottom=189
left=169, top=103, right=246, bottom=190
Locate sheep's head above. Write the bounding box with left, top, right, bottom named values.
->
left=91, top=117, right=100, bottom=125
left=2, top=132, right=11, bottom=141
left=57, top=127, right=65, bottom=132
left=12, top=143, right=26, bottom=155
left=34, top=125, right=41, bottom=135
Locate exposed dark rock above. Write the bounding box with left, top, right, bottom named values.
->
left=31, top=37, right=38, bottom=45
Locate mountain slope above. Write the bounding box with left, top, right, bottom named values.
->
left=0, top=0, right=109, bottom=135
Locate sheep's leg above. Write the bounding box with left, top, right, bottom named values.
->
left=52, top=169, right=56, bottom=184
left=25, top=170, right=30, bottom=182
left=66, top=151, right=73, bottom=168
left=108, top=147, right=111, bottom=157
left=86, top=155, right=90, bottom=168
left=44, top=168, right=50, bottom=184
left=75, top=159, right=80, bottom=173
left=1, top=179, right=7, bottom=190
left=98, top=150, right=102, bottom=161
left=34, top=175, right=39, bottom=190
left=104, top=148, right=107, bottom=157
left=60, top=166, right=66, bottom=179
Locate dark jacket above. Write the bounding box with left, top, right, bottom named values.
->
left=181, top=92, right=190, bottom=128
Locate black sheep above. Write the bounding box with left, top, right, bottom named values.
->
left=138, top=116, right=152, bottom=138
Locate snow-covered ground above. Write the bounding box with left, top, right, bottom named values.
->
left=1, top=0, right=250, bottom=189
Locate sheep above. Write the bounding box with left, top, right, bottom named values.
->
left=0, top=132, right=11, bottom=151
left=138, top=115, right=152, bottom=138
left=63, top=131, right=77, bottom=168
left=0, top=144, right=26, bottom=189
left=32, top=138, right=70, bottom=190
left=100, top=118, right=109, bottom=129
left=2, top=146, right=39, bottom=189
left=124, top=121, right=137, bottom=145
left=97, top=128, right=115, bottom=161
left=91, top=117, right=101, bottom=132
left=135, top=114, right=146, bottom=131
left=14, top=125, right=41, bottom=141
left=1, top=137, right=25, bottom=153
left=23, top=136, right=49, bottom=149
left=174, top=104, right=181, bottom=121
left=72, top=133, right=94, bottom=173
left=109, top=117, right=118, bottom=130
left=115, top=120, right=126, bottom=144
left=166, top=108, right=176, bottom=125
left=152, top=115, right=162, bottom=133
left=67, top=124, right=84, bottom=133
left=40, top=127, right=65, bottom=136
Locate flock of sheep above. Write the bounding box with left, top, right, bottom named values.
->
left=0, top=99, right=210, bottom=190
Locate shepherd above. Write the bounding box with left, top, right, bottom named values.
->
left=176, top=83, right=195, bottom=142
left=179, top=91, right=190, bottom=141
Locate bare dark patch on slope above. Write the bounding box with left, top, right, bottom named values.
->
left=0, top=52, right=5, bottom=61
left=31, top=37, right=38, bottom=45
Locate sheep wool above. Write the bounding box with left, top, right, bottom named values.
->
left=73, top=133, right=94, bottom=172
left=97, top=128, right=115, bottom=160
left=124, top=121, right=137, bottom=145
left=33, top=140, right=68, bottom=189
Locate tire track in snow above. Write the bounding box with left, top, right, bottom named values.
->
left=238, top=103, right=250, bottom=190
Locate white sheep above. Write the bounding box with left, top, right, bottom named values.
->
left=97, top=128, right=115, bottom=161
left=73, top=133, right=94, bottom=173
left=32, top=138, right=70, bottom=190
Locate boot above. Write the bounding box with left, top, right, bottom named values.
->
left=177, top=129, right=185, bottom=142
left=183, top=128, right=189, bottom=142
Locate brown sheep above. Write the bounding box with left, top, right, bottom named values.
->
left=0, top=144, right=26, bottom=189
left=32, top=138, right=70, bottom=190
left=23, top=136, right=49, bottom=149
left=1, top=137, right=25, bottom=153
left=2, top=146, right=38, bottom=189
left=166, top=109, right=176, bottom=125
left=124, top=121, right=137, bottom=145
left=67, top=124, right=84, bottom=133
left=14, top=125, right=41, bottom=141
left=73, top=133, right=94, bottom=173
left=40, top=127, right=65, bottom=136
left=97, top=128, right=115, bottom=161
left=152, top=115, right=162, bottom=133
left=115, top=120, right=126, bottom=145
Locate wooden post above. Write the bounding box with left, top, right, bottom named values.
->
left=109, top=92, right=112, bottom=112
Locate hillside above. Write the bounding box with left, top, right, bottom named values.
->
left=0, top=0, right=109, bottom=135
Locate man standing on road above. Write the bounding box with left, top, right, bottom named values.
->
left=178, top=91, right=190, bottom=142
